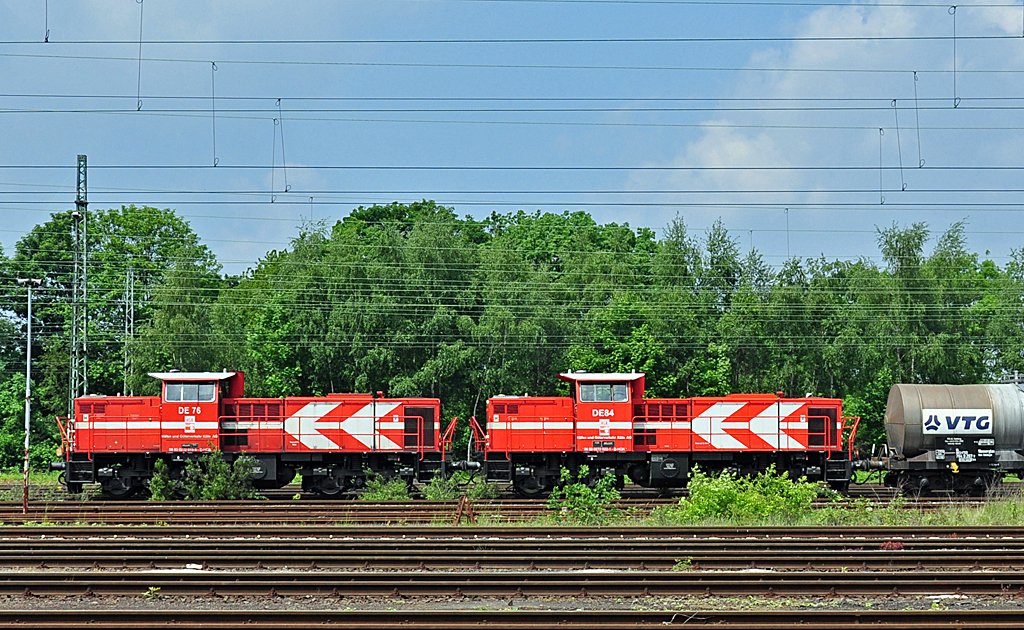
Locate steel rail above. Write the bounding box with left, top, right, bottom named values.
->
left=0, top=609, right=1022, bottom=629
left=9, top=548, right=1024, bottom=571
left=7, top=569, right=1024, bottom=597
left=0, top=524, right=1020, bottom=538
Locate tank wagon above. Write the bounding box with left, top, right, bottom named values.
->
left=469, top=372, right=858, bottom=496
left=870, top=383, right=1024, bottom=494
left=51, top=371, right=456, bottom=498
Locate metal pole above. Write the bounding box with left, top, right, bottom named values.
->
left=18, top=278, right=41, bottom=515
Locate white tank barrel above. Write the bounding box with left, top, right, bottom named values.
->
left=885, top=384, right=1024, bottom=457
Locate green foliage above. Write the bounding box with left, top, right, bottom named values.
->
left=420, top=474, right=461, bottom=500
left=420, top=471, right=498, bottom=500
left=359, top=471, right=411, bottom=501
left=0, top=374, right=58, bottom=471
left=158, top=452, right=262, bottom=501
left=668, top=466, right=820, bottom=525
left=7, top=205, right=223, bottom=413
left=546, top=466, right=622, bottom=525
left=671, top=557, right=694, bottom=571
left=8, top=202, right=1024, bottom=460
left=147, top=458, right=176, bottom=501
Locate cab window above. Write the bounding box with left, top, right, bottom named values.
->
left=165, top=382, right=216, bottom=403
left=579, top=383, right=629, bottom=403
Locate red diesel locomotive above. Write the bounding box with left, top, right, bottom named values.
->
left=53, top=369, right=858, bottom=497
left=470, top=372, right=858, bottom=495
left=53, top=371, right=456, bottom=497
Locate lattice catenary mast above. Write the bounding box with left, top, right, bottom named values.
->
left=70, top=154, right=88, bottom=415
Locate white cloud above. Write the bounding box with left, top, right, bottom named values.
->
left=623, top=2, right=1024, bottom=262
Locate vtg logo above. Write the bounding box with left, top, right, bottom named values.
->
left=921, top=408, right=993, bottom=435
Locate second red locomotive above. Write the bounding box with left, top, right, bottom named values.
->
left=470, top=372, right=858, bottom=495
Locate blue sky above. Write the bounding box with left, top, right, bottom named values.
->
left=1, top=0, right=1023, bottom=274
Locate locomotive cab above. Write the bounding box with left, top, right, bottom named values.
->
left=151, top=371, right=240, bottom=453
left=559, top=372, right=645, bottom=453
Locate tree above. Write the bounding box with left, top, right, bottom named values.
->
left=6, top=206, right=221, bottom=410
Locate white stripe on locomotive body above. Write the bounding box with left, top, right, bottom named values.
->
left=221, top=421, right=284, bottom=430
left=76, top=421, right=218, bottom=430
left=634, top=421, right=692, bottom=430
left=284, top=401, right=343, bottom=450
left=487, top=421, right=574, bottom=431
left=576, top=421, right=632, bottom=430
left=340, top=402, right=403, bottom=450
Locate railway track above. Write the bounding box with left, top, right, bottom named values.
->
left=0, top=495, right=993, bottom=525
left=3, top=480, right=1001, bottom=502
left=2, top=523, right=1019, bottom=538
left=1, top=609, right=1021, bottom=629
left=5, top=526, right=1024, bottom=571
left=8, top=567, right=1024, bottom=597
left=1, top=525, right=1023, bottom=626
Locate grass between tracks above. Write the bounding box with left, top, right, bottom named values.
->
left=638, top=467, right=1024, bottom=528
left=10, top=466, right=1024, bottom=528
left=545, top=465, right=1024, bottom=528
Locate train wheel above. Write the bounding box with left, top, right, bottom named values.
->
left=313, top=475, right=346, bottom=498
left=513, top=475, right=547, bottom=498
left=100, top=476, right=138, bottom=499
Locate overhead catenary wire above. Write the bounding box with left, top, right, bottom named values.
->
left=1, top=2, right=1023, bottom=284
left=0, top=33, right=1020, bottom=44
left=6, top=51, right=1024, bottom=75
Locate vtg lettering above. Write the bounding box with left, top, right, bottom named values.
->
left=921, top=408, right=993, bottom=435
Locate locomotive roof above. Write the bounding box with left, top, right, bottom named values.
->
left=558, top=372, right=645, bottom=382
left=148, top=371, right=237, bottom=381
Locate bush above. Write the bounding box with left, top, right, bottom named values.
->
left=669, top=465, right=819, bottom=525
left=420, top=474, right=460, bottom=500
left=547, top=465, right=621, bottom=525
left=421, top=471, right=499, bottom=501
left=149, top=452, right=261, bottom=501
left=148, top=459, right=176, bottom=501
left=359, top=471, right=411, bottom=501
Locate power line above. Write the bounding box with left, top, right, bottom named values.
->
left=5, top=163, right=1024, bottom=171
left=6, top=51, right=1024, bottom=75
left=1, top=34, right=1020, bottom=45
left=416, top=0, right=1022, bottom=6
left=8, top=102, right=1024, bottom=114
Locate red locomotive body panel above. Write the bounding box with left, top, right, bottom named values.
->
left=74, top=395, right=163, bottom=453
left=632, top=398, right=693, bottom=452
left=487, top=396, right=575, bottom=452
left=255, top=395, right=440, bottom=454
left=562, top=372, right=644, bottom=453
